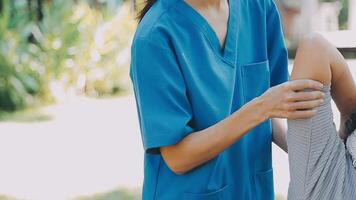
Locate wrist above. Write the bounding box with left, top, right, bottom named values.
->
left=251, top=96, right=270, bottom=122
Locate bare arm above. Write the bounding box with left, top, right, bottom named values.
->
left=161, top=80, right=324, bottom=174
left=161, top=98, right=267, bottom=174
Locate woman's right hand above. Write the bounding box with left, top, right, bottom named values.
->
left=259, top=79, right=325, bottom=120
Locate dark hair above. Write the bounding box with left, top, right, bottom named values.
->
left=346, top=112, right=356, bottom=136
left=137, top=0, right=157, bottom=22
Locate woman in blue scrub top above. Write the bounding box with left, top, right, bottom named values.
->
left=130, top=0, right=325, bottom=199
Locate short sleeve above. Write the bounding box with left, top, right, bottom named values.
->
left=130, top=38, right=193, bottom=154
left=266, top=0, right=290, bottom=87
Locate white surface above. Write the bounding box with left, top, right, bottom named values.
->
left=319, top=31, right=356, bottom=48
left=0, top=96, right=143, bottom=200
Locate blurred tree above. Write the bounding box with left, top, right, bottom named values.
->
left=0, top=0, right=41, bottom=111
left=0, top=0, right=135, bottom=112
left=319, top=0, right=349, bottom=29
left=75, top=188, right=141, bottom=200
left=27, top=0, right=44, bottom=22
left=339, top=0, right=349, bottom=29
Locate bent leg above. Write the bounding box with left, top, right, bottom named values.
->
left=287, top=33, right=353, bottom=200
left=291, top=33, right=332, bottom=84
left=291, top=33, right=356, bottom=139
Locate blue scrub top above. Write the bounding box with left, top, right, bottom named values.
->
left=130, top=0, right=289, bottom=199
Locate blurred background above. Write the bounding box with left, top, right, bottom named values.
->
left=0, top=0, right=355, bottom=199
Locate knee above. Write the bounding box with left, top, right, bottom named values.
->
left=292, top=32, right=332, bottom=84
left=298, top=32, right=329, bottom=55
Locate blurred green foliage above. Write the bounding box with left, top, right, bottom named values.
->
left=320, top=0, right=349, bottom=30
left=74, top=188, right=141, bottom=200
left=0, top=0, right=41, bottom=111
left=0, top=0, right=135, bottom=112
left=339, top=0, right=349, bottom=30
left=0, top=195, right=18, bottom=200
left=0, top=188, right=141, bottom=200
left=0, top=107, right=52, bottom=122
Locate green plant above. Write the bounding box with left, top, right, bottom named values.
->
left=0, top=0, right=41, bottom=111
left=0, top=194, right=20, bottom=200
left=74, top=188, right=141, bottom=200
left=339, top=0, right=349, bottom=30
left=0, top=0, right=136, bottom=112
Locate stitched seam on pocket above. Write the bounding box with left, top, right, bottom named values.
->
left=254, top=169, right=274, bottom=200
left=243, top=60, right=269, bottom=67
left=183, top=184, right=230, bottom=199
left=255, top=168, right=273, bottom=176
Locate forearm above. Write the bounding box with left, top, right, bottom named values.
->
left=272, top=118, right=288, bottom=153
left=161, top=78, right=325, bottom=174
left=161, top=98, right=268, bottom=174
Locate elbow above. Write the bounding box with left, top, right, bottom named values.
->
left=160, top=147, right=191, bottom=175
left=169, top=165, right=188, bottom=175
left=163, top=156, right=191, bottom=175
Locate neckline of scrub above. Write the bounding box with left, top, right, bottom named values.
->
left=174, top=0, right=239, bottom=66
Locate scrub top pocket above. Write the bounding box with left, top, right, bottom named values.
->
left=254, top=169, right=274, bottom=200
left=241, top=60, right=271, bottom=103
left=183, top=184, right=231, bottom=200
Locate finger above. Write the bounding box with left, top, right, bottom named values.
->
left=289, top=99, right=324, bottom=110
left=288, top=110, right=318, bottom=120
left=288, top=79, right=324, bottom=91
left=290, top=91, right=325, bottom=102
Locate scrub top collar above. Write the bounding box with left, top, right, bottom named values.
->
left=172, top=0, right=239, bottom=67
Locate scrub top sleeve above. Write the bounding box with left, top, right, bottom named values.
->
left=130, top=38, right=194, bottom=154
left=266, top=0, right=290, bottom=87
